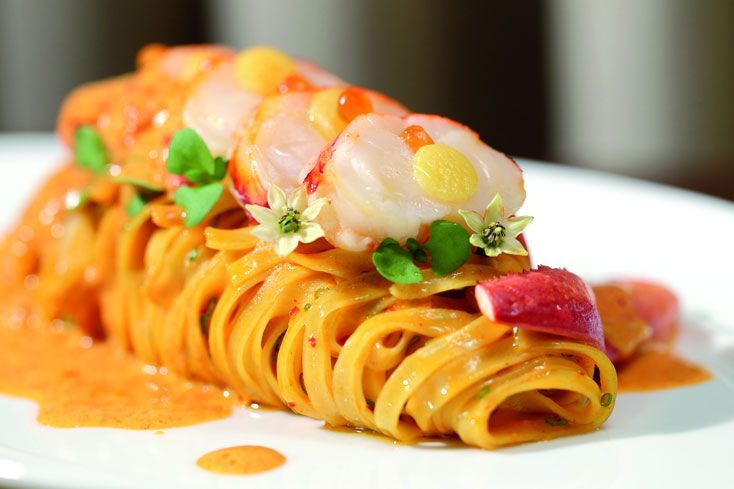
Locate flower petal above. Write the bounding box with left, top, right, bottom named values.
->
left=500, top=236, right=528, bottom=256
left=483, top=246, right=501, bottom=257
left=245, top=204, right=278, bottom=226
left=275, top=234, right=300, bottom=256
left=289, top=187, right=308, bottom=212
left=459, top=209, right=485, bottom=234
left=469, top=233, right=486, bottom=249
left=301, top=198, right=328, bottom=221
left=504, top=215, right=533, bottom=238
left=484, top=194, right=504, bottom=225
left=252, top=224, right=279, bottom=242
left=297, top=222, right=325, bottom=243
left=267, top=184, right=287, bottom=213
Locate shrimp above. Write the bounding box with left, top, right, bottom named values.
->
left=228, top=87, right=407, bottom=206
left=307, top=113, right=526, bottom=251
left=182, top=47, right=347, bottom=160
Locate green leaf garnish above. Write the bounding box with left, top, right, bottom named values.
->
left=476, top=386, right=491, bottom=400
left=166, top=128, right=217, bottom=183
left=174, top=182, right=224, bottom=227
left=126, top=193, right=147, bottom=217
left=126, top=189, right=163, bottom=218
left=423, top=220, right=471, bottom=276
left=406, top=238, right=428, bottom=263
left=166, top=128, right=228, bottom=227
left=213, top=156, right=228, bottom=181
left=74, top=126, right=107, bottom=174
left=372, top=238, right=423, bottom=284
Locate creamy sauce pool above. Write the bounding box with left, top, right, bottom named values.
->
left=0, top=323, right=233, bottom=428
left=197, top=446, right=286, bottom=475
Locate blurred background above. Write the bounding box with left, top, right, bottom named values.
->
left=0, top=0, right=732, bottom=199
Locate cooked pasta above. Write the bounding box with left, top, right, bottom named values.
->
left=0, top=44, right=619, bottom=449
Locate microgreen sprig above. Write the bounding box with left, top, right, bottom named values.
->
left=166, top=128, right=227, bottom=227
left=74, top=125, right=108, bottom=174
left=372, top=220, right=471, bottom=284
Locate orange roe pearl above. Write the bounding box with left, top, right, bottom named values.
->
left=400, top=125, right=435, bottom=153
left=278, top=73, right=313, bottom=94
left=337, top=87, right=373, bottom=123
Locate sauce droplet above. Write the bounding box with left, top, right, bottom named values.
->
left=196, top=445, right=286, bottom=475
left=337, top=87, right=373, bottom=123
left=278, top=73, right=313, bottom=94
left=400, top=125, right=435, bottom=153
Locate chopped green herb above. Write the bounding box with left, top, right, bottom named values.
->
left=74, top=126, right=107, bottom=174
left=304, top=303, right=312, bottom=311
left=476, top=386, right=491, bottom=400
left=185, top=248, right=200, bottom=263
left=544, top=414, right=568, bottom=427
left=372, top=238, right=423, bottom=284
left=313, top=287, right=329, bottom=300
left=423, top=220, right=471, bottom=276
left=600, top=392, right=613, bottom=407
left=199, top=297, right=218, bottom=337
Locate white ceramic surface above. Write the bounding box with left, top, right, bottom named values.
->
left=1, top=134, right=733, bottom=489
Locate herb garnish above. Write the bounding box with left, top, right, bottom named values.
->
left=372, top=220, right=471, bottom=284
left=600, top=392, right=613, bottom=407
left=74, top=125, right=108, bottom=174
left=544, top=414, right=568, bottom=427
left=166, top=128, right=227, bottom=227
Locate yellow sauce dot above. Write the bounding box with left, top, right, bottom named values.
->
left=235, top=47, right=297, bottom=95
left=308, top=88, right=347, bottom=140
left=413, top=144, right=478, bottom=203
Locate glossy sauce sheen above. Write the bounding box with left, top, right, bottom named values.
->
left=0, top=324, right=233, bottom=428
left=617, top=349, right=711, bottom=392
left=197, top=446, right=286, bottom=475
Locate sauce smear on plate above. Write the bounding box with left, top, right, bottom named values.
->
left=0, top=323, right=233, bottom=428
left=617, top=349, right=711, bottom=392
left=197, top=446, right=286, bottom=474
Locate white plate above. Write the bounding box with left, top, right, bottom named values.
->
left=1, top=134, right=733, bottom=489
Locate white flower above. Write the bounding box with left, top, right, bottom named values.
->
left=458, top=194, right=532, bottom=257
left=245, top=184, right=328, bottom=256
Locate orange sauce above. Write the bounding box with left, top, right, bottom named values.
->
left=196, top=446, right=285, bottom=475
left=617, top=349, right=711, bottom=392
left=0, top=324, right=233, bottom=428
